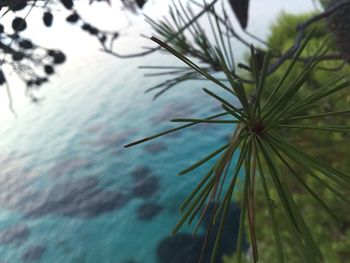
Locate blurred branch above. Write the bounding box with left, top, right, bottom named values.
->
left=5, top=80, right=16, bottom=116
left=100, top=0, right=219, bottom=58
left=266, top=0, right=350, bottom=75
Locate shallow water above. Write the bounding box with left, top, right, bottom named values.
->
left=0, top=48, right=240, bottom=263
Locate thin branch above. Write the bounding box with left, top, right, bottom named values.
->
left=267, top=0, right=350, bottom=75
left=5, top=81, right=16, bottom=116
left=317, top=61, right=347, bottom=72
left=101, top=0, right=219, bottom=58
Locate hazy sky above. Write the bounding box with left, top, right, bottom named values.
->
left=0, top=0, right=318, bottom=59
left=0, top=0, right=318, bottom=120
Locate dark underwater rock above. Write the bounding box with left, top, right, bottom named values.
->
left=94, top=129, right=137, bottom=149
left=143, top=142, right=167, bottom=154
left=49, top=158, right=94, bottom=177
left=86, top=123, right=105, bottom=133
left=157, top=234, right=208, bottom=263
left=131, top=166, right=152, bottom=181
left=201, top=202, right=246, bottom=259
left=23, top=176, right=129, bottom=218
left=132, top=175, right=159, bottom=198
left=0, top=168, right=37, bottom=210
left=136, top=202, right=163, bottom=221
left=121, top=259, right=141, bottom=263
left=22, top=245, right=46, bottom=262
left=0, top=224, right=29, bottom=245
left=150, top=102, right=193, bottom=124
left=157, top=203, right=246, bottom=263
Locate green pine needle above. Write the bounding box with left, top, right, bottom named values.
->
left=125, top=27, right=350, bottom=263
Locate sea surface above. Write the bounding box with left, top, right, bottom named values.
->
left=0, top=49, right=240, bottom=263
left=0, top=1, right=315, bottom=262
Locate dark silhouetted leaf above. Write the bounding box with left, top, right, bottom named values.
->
left=43, top=12, right=53, bottom=27
left=89, top=27, right=99, bottom=35
left=44, top=65, right=54, bottom=75
left=47, top=50, right=66, bottom=64
left=19, top=40, right=34, bottom=49
left=0, top=70, right=6, bottom=85
left=12, top=17, right=27, bottom=32
left=229, top=0, right=250, bottom=29
left=99, top=34, right=107, bottom=44
left=53, top=51, right=66, bottom=64
left=136, top=0, right=147, bottom=9
left=66, top=13, right=80, bottom=23
left=81, top=23, right=92, bottom=31
left=9, top=0, right=27, bottom=11
left=81, top=23, right=99, bottom=35
left=47, top=50, right=56, bottom=57
left=12, top=51, right=24, bottom=61
left=60, top=0, right=74, bottom=10
left=34, top=79, right=43, bottom=86
left=26, top=80, right=34, bottom=87
left=112, top=32, right=119, bottom=40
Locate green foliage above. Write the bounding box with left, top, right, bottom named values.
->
left=272, top=13, right=327, bottom=41
left=267, top=12, right=342, bottom=86
left=225, top=11, right=350, bottom=263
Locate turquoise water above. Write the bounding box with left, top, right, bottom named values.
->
left=0, top=51, right=241, bottom=263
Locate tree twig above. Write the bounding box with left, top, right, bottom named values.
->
left=100, top=0, right=219, bottom=58
left=267, top=0, right=350, bottom=75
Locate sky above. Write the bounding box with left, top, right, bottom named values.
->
left=0, top=0, right=319, bottom=121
